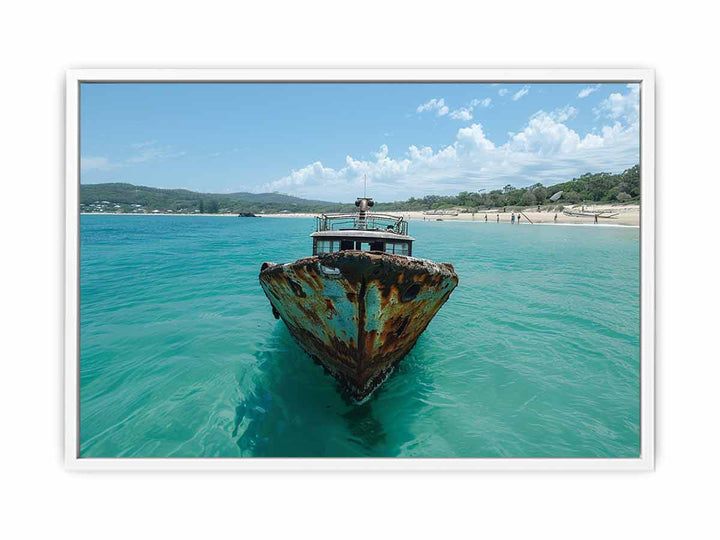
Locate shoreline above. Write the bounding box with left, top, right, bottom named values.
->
left=256, top=204, right=640, bottom=226
left=81, top=204, right=640, bottom=227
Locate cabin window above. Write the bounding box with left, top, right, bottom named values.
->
left=316, top=240, right=340, bottom=254
left=340, top=239, right=354, bottom=251
left=385, top=242, right=409, bottom=255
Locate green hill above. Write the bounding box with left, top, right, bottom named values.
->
left=80, top=165, right=639, bottom=214
left=80, top=183, right=351, bottom=214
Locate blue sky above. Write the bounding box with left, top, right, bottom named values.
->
left=80, top=82, right=639, bottom=202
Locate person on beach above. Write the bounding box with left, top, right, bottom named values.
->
left=511, top=212, right=515, bottom=224
left=594, top=214, right=598, bottom=224
left=517, top=214, right=521, bottom=223
left=485, top=214, right=488, bottom=222
left=496, top=214, right=499, bottom=223
left=554, top=213, right=557, bottom=222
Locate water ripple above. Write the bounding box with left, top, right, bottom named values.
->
left=80, top=216, right=640, bottom=458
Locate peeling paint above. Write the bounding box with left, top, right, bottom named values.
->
left=259, top=251, right=458, bottom=401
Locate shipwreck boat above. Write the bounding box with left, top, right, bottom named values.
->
left=259, top=197, right=458, bottom=401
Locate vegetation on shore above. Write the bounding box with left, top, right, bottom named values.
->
left=81, top=165, right=639, bottom=214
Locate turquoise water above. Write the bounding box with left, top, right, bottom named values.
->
left=80, top=215, right=640, bottom=458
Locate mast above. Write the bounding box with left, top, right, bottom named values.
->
left=355, top=175, right=373, bottom=230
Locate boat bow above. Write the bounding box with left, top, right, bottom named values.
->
left=259, top=251, right=458, bottom=400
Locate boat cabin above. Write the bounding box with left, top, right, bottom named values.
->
left=311, top=197, right=414, bottom=257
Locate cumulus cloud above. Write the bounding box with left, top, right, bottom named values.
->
left=449, top=108, right=473, bottom=121
left=262, top=86, right=639, bottom=201
left=420, top=97, right=492, bottom=122
left=595, top=83, right=640, bottom=124
left=512, top=85, right=530, bottom=101
left=508, top=107, right=592, bottom=155
left=550, top=105, right=578, bottom=122
left=416, top=98, right=449, bottom=116
left=578, top=84, right=601, bottom=98
left=472, top=97, right=492, bottom=108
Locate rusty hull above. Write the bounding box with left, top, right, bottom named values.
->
left=259, top=251, right=458, bottom=401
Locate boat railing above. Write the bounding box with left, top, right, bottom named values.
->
left=316, top=213, right=408, bottom=235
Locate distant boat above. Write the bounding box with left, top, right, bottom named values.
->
left=259, top=196, right=458, bottom=401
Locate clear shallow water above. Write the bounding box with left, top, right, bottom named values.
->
left=80, top=215, right=640, bottom=458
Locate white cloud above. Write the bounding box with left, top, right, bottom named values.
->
left=449, top=108, right=473, bottom=121
left=471, top=97, right=492, bottom=108
left=416, top=98, right=449, bottom=116
left=80, top=156, right=112, bottom=171
left=512, top=85, right=530, bottom=101
left=81, top=142, right=186, bottom=174
left=578, top=84, right=601, bottom=98
left=420, top=97, right=492, bottom=122
left=498, top=88, right=508, bottom=96
left=262, top=89, right=639, bottom=201
left=131, top=140, right=158, bottom=149
left=508, top=109, right=585, bottom=155
left=126, top=143, right=186, bottom=164
left=595, top=83, right=640, bottom=124
left=550, top=105, right=578, bottom=122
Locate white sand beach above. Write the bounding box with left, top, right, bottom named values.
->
left=257, top=204, right=640, bottom=227
left=83, top=203, right=639, bottom=227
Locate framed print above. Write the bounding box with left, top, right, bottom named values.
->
left=65, top=68, right=654, bottom=470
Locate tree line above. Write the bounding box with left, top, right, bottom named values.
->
left=80, top=164, right=639, bottom=214
left=373, top=165, right=640, bottom=211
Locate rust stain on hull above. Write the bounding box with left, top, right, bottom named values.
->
left=259, top=251, right=458, bottom=401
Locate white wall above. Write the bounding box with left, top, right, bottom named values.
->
left=1, top=1, right=717, bottom=538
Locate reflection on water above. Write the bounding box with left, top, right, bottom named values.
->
left=342, top=403, right=387, bottom=452
left=233, top=325, right=433, bottom=457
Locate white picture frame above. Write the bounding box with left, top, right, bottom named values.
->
left=65, top=68, right=655, bottom=471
